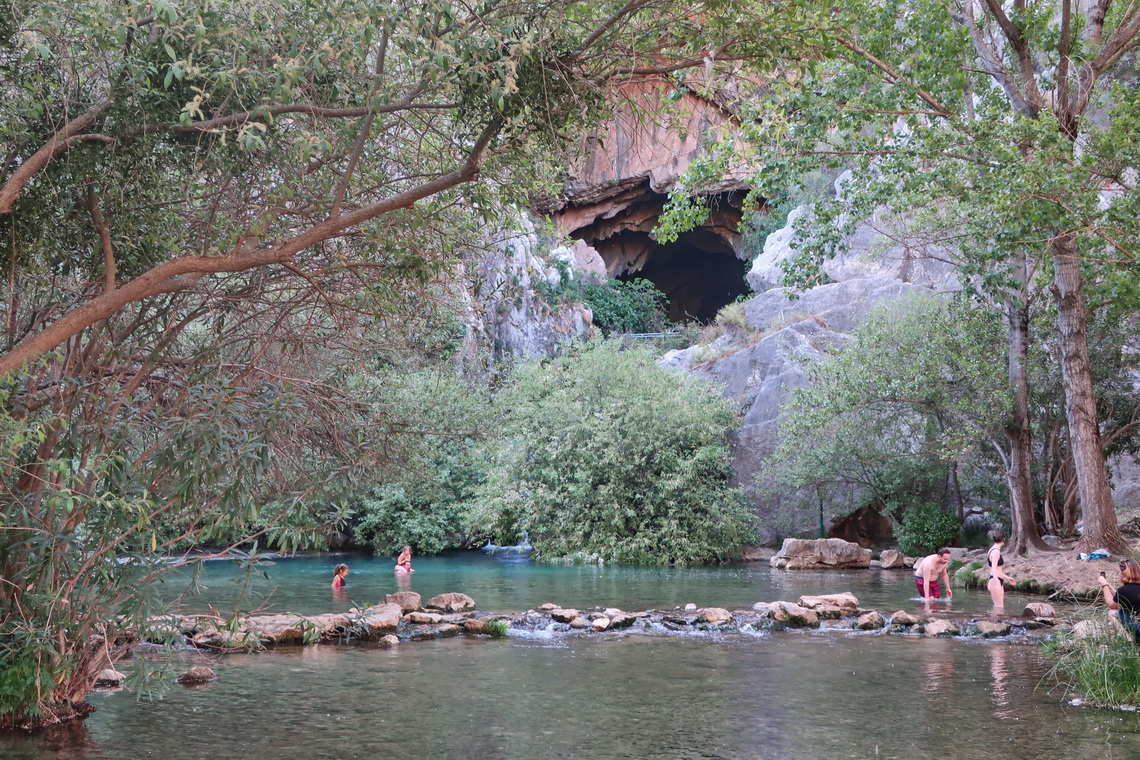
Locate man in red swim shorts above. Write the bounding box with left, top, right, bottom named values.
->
left=913, top=548, right=953, bottom=599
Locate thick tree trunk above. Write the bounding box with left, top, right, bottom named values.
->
left=1052, top=233, right=1130, bottom=553
left=1006, top=295, right=1050, bottom=553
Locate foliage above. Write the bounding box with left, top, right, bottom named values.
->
left=766, top=294, right=1008, bottom=501
left=467, top=340, right=754, bottom=564
left=893, top=502, right=959, bottom=556
left=1048, top=626, right=1140, bottom=708
left=484, top=619, right=510, bottom=637
left=540, top=274, right=669, bottom=336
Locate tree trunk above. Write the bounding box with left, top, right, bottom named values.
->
left=1052, top=233, right=1130, bottom=553
left=1005, top=262, right=1050, bottom=553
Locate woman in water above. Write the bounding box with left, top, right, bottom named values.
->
left=395, top=545, right=414, bottom=573
left=986, top=530, right=1016, bottom=608
left=1100, top=558, right=1140, bottom=649
left=331, top=563, right=349, bottom=588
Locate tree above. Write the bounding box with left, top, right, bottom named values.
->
left=704, top=0, right=1140, bottom=552
left=0, top=0, right=751, bottom=727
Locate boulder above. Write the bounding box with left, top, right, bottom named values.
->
left=923, top=619, right=959, bottom=637
left=569, top=617, right=590, bottom=629
left=176, top=666, right=218, bottom=685
left=425, top=593, right=477, bottom=613
left=609, top=613, right=637, bottom=630
left=890, top=610, right=919, bottom=626
left=243, top=613, right=349, bottom=644
left=190, top=625, right=255, bottom=651
left=405, top=612, right=443, bottom=625
left=1023, top=602, right=1056, bottom=619
left=770, top=539, right=872, bottom=569
left=764, top=601, right=820, bottom=628
left=462, top=619, right=489, bottom=634
left=797, top=593, right=859, bottom=612
left=360, top=603, right=404, bottom=634
left=975, top=621, right=1012, bottom=638
left=94, top=668, right=126, bottom=687
left=550, top=608, right=579, bottom=623
left=539, top=602, right=559, bottom=612
left=384, top=591, right=422, bottom=613
left=438, top=624, right=460, bottom=636
left=698, top=608, right=733, bottom=624
left=878, top=550, right=906, bottom=569
left=1071, top=618, right=1113, bottom=639
left=379, top=634, right=400, bottom=646
left=604, top=608, right=624, bottom=618
left=591, top=617, right=611, bottom=631
left=855, top=611, right=884, bottom=630
left=684, top=603, right=698, bottom=611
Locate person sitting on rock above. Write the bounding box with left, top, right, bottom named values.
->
left=395, top=545, right=414, bottom=574
left=331, top=563, right=350, bottom=588
left=1100, top=558, right=1140, bottom=650
left=913, top=548, right=953, bottom=600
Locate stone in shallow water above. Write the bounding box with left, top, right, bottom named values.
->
left=176, top=666, right=218, bottom=685
left=684, top=603, right=697, bottom=611
left=923, top=619, right=959, bottom=637
left=1023, top=602, right=1056, bottom=619
left=764, top=601, right=820, bottom=628
left=569, top=617, right=590, bottom=629
left=855, top=611, right=884, bottom=630
left=698, top=608, right=733, bottom=624
left=889, top=610, right=919, bottom=626
left=592, top=617, right=611, bottom=631
left=463, top=619, right=489, bottom=634
left=361, top=603, right=403, bottom=633
left=425, top=592, right=476, bottom=613
left=550, top=608, right=579, bottom=623
left=384, top=591, right=422, bottom=613
left=95, top=669, right=126, bottom=687
left=975, top=621, right=1011, bottom=637
left=406, top=612, right=443, bottom=625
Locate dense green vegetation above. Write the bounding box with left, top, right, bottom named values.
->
left=469, top=341, right=753, bottom=564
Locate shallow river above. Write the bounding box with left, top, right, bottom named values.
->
left=5, top=552, right=1140, bottom=760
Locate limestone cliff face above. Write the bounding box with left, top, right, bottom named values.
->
left=663, top=191, right=961, bottom=542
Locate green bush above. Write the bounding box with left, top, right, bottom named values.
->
left=893, top=501, right=960, bottom=556
left=539, top=273, right=669, bottom=335
left=467, top=340, right=755, bottom=564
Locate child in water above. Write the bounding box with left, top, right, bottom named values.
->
left=395, top=545, right=414, bottom=573
left=331, top=563, right=349, bottom=588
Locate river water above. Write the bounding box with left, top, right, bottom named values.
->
left=4, top=552, right=1140, bottom=760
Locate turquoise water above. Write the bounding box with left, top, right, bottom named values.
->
left=3, top=552, right=1118, bottom=760
left=157, top=551, right=1043, bottom=616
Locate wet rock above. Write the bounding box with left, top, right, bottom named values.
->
left=94, top=669, right=126, bottom=687
left=924, top=619, right=959, bottom=637
left=463, top=619, right=489, bottom=634
left=878, top=550, right=906, bottom=569
left=384, top=591, right=422, bottom=613
left=539, top=602, right=559, bottom=612
left=176, top=666, right=219, bottom=685
left=425, top=593, right=477, bottom=613
left=975, top=621, right=1012, bottom=638
left=406, top=612, right=443, bottom=625
left=855, top=611, right=884, bottom=630
left=569, top=617, right=590, bottom=629
left=609, top=613, right=637, bottom=629
left=770, top=538, right=872, bottom=569
left=764, top=601, right=820, bottom=628
left=889, top=610, right=919, bottom=626
left=191, top=626, right=255, bottom=651
left=438, top=624, right=460, bottom=636
left=379, top=634, right=400, bottom=646
left=1023, top=602, right=1056, bottom=619
left=698, top=608, right=733, bottom=624
left=604, top=608, right=623, bottom=617
left=550, top=609, right=580, bottom=623
left=244, top=613, right=350, bottom=644
left=1024, top=618, right=1055, bottom=629
left=797, top=593, right=859, bottom=620
left=684, top=603, right=698, bottom=611
left=441, top=612, right=477, bottom=624
left=592, top=617, right=611, bottom=631
left=361, top=603, right=404, bottom=634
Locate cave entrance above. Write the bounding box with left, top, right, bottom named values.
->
left=612, top=228, right=750, bottom=324
left=562, top=188, right=750, bottom=325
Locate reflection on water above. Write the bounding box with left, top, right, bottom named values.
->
left=6, top=635, right=1140, bottom=760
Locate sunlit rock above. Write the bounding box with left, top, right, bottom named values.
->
left=361, top=603, right=404, bottom=633
left=550, top=608, right=579, bottom=623
left=384, top=591, right=422, bottom=613
left=591, top=617, right=611, bottom=631
left=95, top=669, right=126, bottom=687
left=975, top=621, right=1011, bottom=637
left=406, top=612, right=443, bottom=625
left=425, top=592, right=477, bottom=613
left=569, top=616, right=590, bottom=629
left=764, top=601, right=820, bottom=628
left=889, top=610, right=919, bottom=626
left=878, top=550, right=906, bottom=569
left=923, top=619, right=959, bottom=637
left=698, top=608, right=733, bottom=624
left=1023, top=602, right=1056, bottom=619
left=855, top=611, right=884, bottom=630
left=176, top=666, right=219, bottom=685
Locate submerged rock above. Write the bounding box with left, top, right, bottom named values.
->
left=176, top=666, right=219, bottom=685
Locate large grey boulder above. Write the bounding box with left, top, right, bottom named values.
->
left=770, top=538, right=871, bottom=569
left=425, top=592, right=477, bottom=613
left=384, top=591, right=422, bottom=613
left=360, top=603, right=404, bottom=634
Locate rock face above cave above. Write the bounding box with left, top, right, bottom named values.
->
left=546, top=81, right=756, bottom=323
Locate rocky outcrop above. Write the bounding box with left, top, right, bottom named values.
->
left=361, top=603, right=404, bottom=634
left=384, top=591, right=422, bottom=613
left=770, top=538, right=872, bottom=569
left=878, top=550, right=908, bottom=569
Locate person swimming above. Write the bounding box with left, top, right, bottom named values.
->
left=331, top=563, right=349, bottom=588
left=395, top=545, right=414, bottom=573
